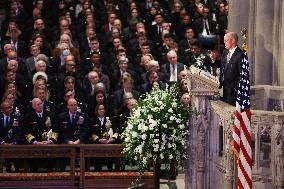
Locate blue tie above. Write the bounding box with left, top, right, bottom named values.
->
left=5, top=117, right=9, bottom=128
left=71, top=114, right=75, bottom=125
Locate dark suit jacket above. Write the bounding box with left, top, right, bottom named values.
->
left=0, top=113, right=22, bottom=144
left=57, top=111, right=88, bottom=144
left=218, top=14, right=228, bottom=39
left=78, top=33, right=91, bottom=57
left=3, top=39, right=28, bottom=58
left=26, top=56, right=36, bottom=79
left=161, top=62, right=185, bottom=83
left=141, top=81, right=167, bottom=93
left=0, top=57, right=27, bottom=76
left=113, top=89, right=140, bottom=110
left=178, top=39, right=191, bottom=54
left=219, top=46, right=243, bottom=105
left=111, top=69, right=136, bottom=91
left=193, top=17, right=217, bottom=35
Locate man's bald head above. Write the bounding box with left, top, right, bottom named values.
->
left=32, top=98, right=43, bottom=113
left=67, top=98, right=78, bottom=113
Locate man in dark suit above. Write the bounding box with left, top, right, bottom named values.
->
left=140, top=71, right=167, bottom=93
left=0, top=50, right=27, bottom=76
left=0, top=101, right=22, bottom=145
left=219, top=32, right=243, bottom=106
left=161, top=50, right=185, bottom=83
left=117, top=98, right=137, bottom=143
left=3, top=28, right=28, bottom=59
left=217, top=3, right=228, bottom=42
left=178, top=27, right=197, bottom=60
left=26, top=44, right=40, bottom=79
left=78, top=28, right=96, bottom=58
left=113, top=76, right=140, bottom=111
left=57, top=73, right=85, bottom=104
left=0, top=44, right=13, bottom=67
left=111, top=56, right=136, bottom=91
left=58, top=98, right=88, bottom=144
left=193, top=7, right=217, bottom=49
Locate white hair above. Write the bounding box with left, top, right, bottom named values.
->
left=148, top=60, right=159, bottom=67
left=95, top=82, right=106, bottom=92
left=35, top=59, right=46, bottom=68
left=167, top=50, right=177, bottom=57
left=32, top=71, right=48, bottom=84
left=36, top=54, right=49, bottom=63
left=87, top=71, right=98, bottom=79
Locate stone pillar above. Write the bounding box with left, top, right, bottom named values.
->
left=228, top=0, right=249, bottom=43
left=274, top=0, right=284, bottom=86
left=272, top=0, right=282, bottom=85
left=224, top=129, right=234, bottom=189
left=196, top=126, right=206, bottom=189
left=255, top=132, right=260, bottom=169
left=248, top=0, right=256, bottom=85
left=254, top=0, right=274, bottom=85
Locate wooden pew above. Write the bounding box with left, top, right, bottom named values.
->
left=0, top=145, right=76, bottom=189
left=0, top=145, right=157, bottom=189
left=79, top=144, right=156, bottom=189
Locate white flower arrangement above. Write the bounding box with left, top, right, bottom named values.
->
left=122, top=86, right=190, bottom=174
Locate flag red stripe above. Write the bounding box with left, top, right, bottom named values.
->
left=239, top=113, right=251, bottom=145
left=238, top=158, right=252, bottom=188
left=238, top=177, right=244, bottom=189
left=233, top=108, right=242, bottom=154
left=240, top=140, right=252, bottom=167
left=234, top=124, right=240, bottom=137
left=246, top=109, right=251, bottom=120
left=233, top=52, right=252, bottom=189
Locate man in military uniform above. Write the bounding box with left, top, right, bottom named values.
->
left=24, top=98, right=58, bottom=145
left=23, top=98, right=58, bottom=172
left=58, top=98, right=88, bottom=144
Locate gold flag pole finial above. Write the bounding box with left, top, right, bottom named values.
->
left=241, top=28, right=249, bottom=53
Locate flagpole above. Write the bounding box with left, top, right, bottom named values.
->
left=241, top=28, right=249, bottom=53
left=232, top=28, right=252, bottom=189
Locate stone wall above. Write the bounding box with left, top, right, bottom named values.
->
left=186, top=98, right=284, bottom=189
left=229, top=0, right=284, bottom=86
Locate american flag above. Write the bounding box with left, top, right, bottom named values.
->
left=232, top=52, right=252, bottom=189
